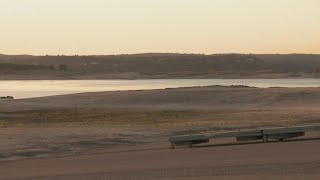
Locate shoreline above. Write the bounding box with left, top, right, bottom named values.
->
left=2, top=78, right=320, bottom=100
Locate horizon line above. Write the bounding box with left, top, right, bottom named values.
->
left=1, top=52, right=320, bottom=57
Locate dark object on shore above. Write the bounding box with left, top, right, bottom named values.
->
left=0, top=96, right=14, bottom=100
left=230, top=85, right=256, bottom=88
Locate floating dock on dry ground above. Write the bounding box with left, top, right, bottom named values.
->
left=169, top=125, right=320, bottom=149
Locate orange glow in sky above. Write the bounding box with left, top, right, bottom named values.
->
left=0, top=0, right=319, bottom=55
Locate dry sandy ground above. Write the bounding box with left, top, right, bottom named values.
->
left=0, top=126, right=169, bottom=162
left=1, top=138, right=320, bottom=180
left=1, top=86, right=320, bottom=179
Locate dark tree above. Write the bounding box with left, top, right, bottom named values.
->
left=58, top=64, right=68, bottom=71
left=49, top=65, right=56, bottom=70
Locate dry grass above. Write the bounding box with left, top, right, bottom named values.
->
left=2, top=108, right=319, bottom=128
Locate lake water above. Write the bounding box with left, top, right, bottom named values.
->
left=1, top=79, right=320, bottom=99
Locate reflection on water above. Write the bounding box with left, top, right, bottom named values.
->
left=0, top=79, right=320, bottom=99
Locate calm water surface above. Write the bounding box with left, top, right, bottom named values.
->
left=1, top=79, right=320, bottom=99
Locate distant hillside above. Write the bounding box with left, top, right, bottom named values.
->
left=0, top=53, right=320, bottom=79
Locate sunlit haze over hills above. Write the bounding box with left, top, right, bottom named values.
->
left=1, top=0, right=320, bottom=55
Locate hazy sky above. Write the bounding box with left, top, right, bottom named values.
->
left=1, top=0, right=320, bottom=55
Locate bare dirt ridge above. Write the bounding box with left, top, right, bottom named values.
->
left=2, top=86, right=320, bottom=112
